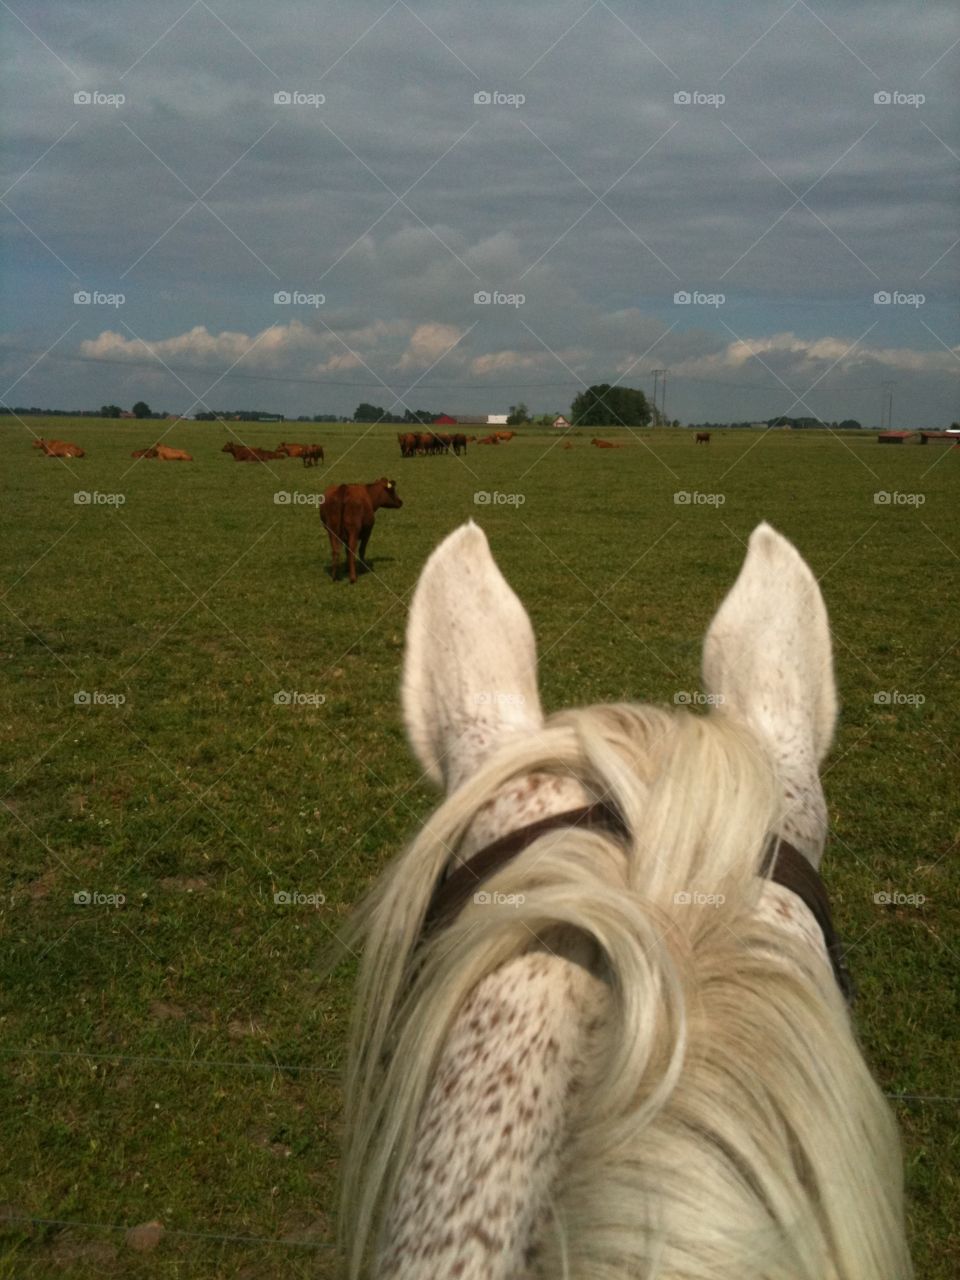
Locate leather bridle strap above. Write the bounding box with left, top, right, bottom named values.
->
left=422, top=801, right=628, bottom=936
left=760, top=838, right=855, bottom=1003
left=421, top=802, right=854, bottom=1004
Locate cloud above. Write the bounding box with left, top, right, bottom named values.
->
left=2, top=0, right=957, bottom=424
left=395, top=322, right=467, bottom=371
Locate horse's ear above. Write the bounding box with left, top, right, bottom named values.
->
left=403, top=522, right=544, bottom=791
left=702, top=522, right=837, bottom=766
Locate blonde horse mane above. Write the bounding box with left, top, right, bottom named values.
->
left=340, top=703, right=910, bottom=1278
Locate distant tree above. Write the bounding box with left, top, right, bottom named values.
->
left=570, top=384, right=650, bottom=428
left=951, top=422, right=960, bottom=431
left=132, top=401, right=151, bottom=419
left=506, top=402, right=531, bottom=426
left=838, top=419, right=862, bottom=430
left=100, top=404, right=122, bottom=418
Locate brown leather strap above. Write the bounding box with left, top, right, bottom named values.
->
left=421, top=805, right=853, bottom=1003
left=761, top=838, right=855, bottom=1003
left=422, top=801, right=628, bottom=936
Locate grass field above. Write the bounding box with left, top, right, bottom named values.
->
left=1, top=415, right=957, bottom=1277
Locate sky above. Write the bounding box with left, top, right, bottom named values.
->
left=2, top=0, right=958, bottom=426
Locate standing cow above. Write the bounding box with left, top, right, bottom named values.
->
left=452, top=434, right=467, bottom=456
left=320, top=478, right=403, bottom=584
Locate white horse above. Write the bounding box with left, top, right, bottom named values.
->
left=338, top=521, right=911, bottom=1278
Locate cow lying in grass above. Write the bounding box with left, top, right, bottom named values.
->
left=35, top=438, right=85, bottom=457
left=222, top=442, right=283, bottom=462
left=131, top=445, right=193, bottom=461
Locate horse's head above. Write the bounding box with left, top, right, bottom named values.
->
left=403, top=519, right=836, bottom=862
left=342, top=519, right=907, bottom=1279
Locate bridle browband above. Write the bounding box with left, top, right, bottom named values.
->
left=422, top=801, right=854, bottom=1003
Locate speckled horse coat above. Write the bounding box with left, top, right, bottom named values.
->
left=338, top=522, right=911, bottom=1280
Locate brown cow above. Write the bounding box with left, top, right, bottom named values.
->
left=301, top=445, right=324, bottom=467
left=562, top=441, right=574, bottom=450
left=398, top=432, right=417, bottom=458
left=696, top=432, right=711, bottom=444
left=477, top=435, right=499, bottom=445
left=495, top=430, right=515, bottom=441
left=277, top=442, right=308, bottom=457
left=222, top=442, right=283, bottom=462
left=590, top=437, right=623, bottom=449
left=37, top=438, right=84, bottom=457
left=132, top=445, right=192, bottom=460
left=320, top=478, right=403, bottom=584
left=451, top=433, right=467, bottom=456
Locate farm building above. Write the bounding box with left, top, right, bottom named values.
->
left=434, top=413, right=509, bottom=426
left=877, top=431, right=915, bottom=444
left=553, top=415, right=570, bottom=428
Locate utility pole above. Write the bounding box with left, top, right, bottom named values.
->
left=880, top=379, right=894, bottom=430
left=651, top=369, right=667, bottom=425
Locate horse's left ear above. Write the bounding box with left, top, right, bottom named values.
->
left=403, top=522, right=544, bottom=792
left=702, top=522, right=837, bottom=766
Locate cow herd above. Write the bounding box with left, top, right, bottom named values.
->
left=220, top=441, right=325, bottom=465
left=397, top=429, right=518, bottom=457
left=31, top=437, right=329, bottom=465
left=397, top=431, right=468, bottom=457
left=29, top=427, right=665, bottom=588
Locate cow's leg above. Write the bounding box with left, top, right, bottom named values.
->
left=327, top=528, right=341, bottom=582
left=347, top=529, right=360, bottom=584
left=358, top=522, right=373, bottom=573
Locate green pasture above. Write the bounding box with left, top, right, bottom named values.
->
left=1, top=416, right=957, bottom=1276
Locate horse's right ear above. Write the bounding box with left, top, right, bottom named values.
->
left=402, top=522, right=544, bottom=792
left=702, top=522, right=837, bottom=766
